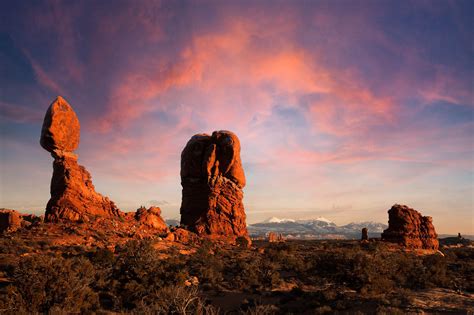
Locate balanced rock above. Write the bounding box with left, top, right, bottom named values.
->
left=180, top=130, right=250, bottom=244
left=41, top=97, right=122, bottom=222
left=40, top=96, right=80, bottom=153
left=381, top=204, right=439, bottom=250
left=134, top=206, right=169, bottom=232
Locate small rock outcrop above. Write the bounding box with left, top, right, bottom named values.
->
left=134, top=206, right=168, bottom=232
left=361, top=228, right=368, bottom=241
left=180, top=130, right=250, bottom=244
left=268, top=232, right=285, bottom=243
left=381, top=204, right=439, bottom=250
left=0, top=209, right=22, bottom=233
left=41, top=96, right=122, bottom=222
left=0, top=209, right=42, bottom=233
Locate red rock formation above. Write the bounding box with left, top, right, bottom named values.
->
left=361, top=228, right=368, bottom=241
left=41, top=97, right=122, bottom=222
left=180, top=131, right=250, bottom=244
left=381, top=204, right=439, bottom=250
left=0, top=209, right=41, bottom=233
left=166, top=228, right=200, bottom=244
left=40, top=96, right=80, bottom=153
left=0, top=209, right=22, bottom=233
left=134, top=206, right=169, bottom=232
left=268, top=232, right=285, bottom=243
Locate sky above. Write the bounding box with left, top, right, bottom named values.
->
left=0, top=0, right=472, bottom=234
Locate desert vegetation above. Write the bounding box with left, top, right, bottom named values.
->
left=0, top=238, right=472, bottom=314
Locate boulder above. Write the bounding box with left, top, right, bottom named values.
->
left=134, top=206, right=169, bottom=233
left=169, top=228, right=199, bottom=244
left=180, top=131, right=250, bottom=244
left=381, top=204, right=439, bottom=250
left=40, top=96, right=80, bottom=153
left=0, top=209, right=22, bottom=233
left=0, top=209, right=41, bottom=233
left=41, top=96, right=122, bottom=222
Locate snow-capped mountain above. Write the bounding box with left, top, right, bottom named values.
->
left=262, top=217, right=296, bottom=223
left=248, top=217, right=387, bottom=240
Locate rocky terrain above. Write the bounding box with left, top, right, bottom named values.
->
left=0, top=97, right=472, bottom=313
left=0, top=237, right=472, bottom=314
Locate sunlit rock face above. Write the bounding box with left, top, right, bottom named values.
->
left=0, top=209, right=42, bottom=233
left=180, top=130, right=250, bottom=244
left=41, top=96, right=122, bottom=222
left=382, top=204, right=439, bottom=250
left=134, top=206, right=169, bottom=232
left=40, top=96, right=80, bottom=153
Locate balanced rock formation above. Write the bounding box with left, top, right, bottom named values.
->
left=180, top=130, right=250, bottom=244
left=41, top=97, right=121, bottom=222
left=381, top=204, right=439, bottom=250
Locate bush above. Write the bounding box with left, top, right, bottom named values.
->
left=2, top=255, right=98, bottom=313
left=133, top=285, right=218, bottom=314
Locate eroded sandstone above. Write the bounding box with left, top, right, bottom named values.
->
left=180, top=130, right=250, bottom=244
left=381, top=204, right=439, bottom=250
left=41, top=97, right=122, bottom=222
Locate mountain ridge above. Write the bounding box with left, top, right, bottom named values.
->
left=248, top=217, right=387, bottom=240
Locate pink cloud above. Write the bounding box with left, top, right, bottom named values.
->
left=0, top=101, right=43, bottom=124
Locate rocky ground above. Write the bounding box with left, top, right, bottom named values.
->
left=0, top=230, right=472, bottom=314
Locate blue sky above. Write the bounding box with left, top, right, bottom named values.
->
left=0, top=0, right=472, bottom=233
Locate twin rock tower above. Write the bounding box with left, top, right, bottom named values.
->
left=40, top=96, right=250, bottom=244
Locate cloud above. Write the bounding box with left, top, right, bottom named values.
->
left=0, top=101, right=43, bottom=124
left=147, top=200, right=170, bottom=206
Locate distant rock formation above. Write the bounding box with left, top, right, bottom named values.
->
left=180, top=130, right=250, bottom=244
left=0, top=209, right=41, bottom=233
left=381, top=204, right=439, bottom=250
left=268, top=232, right=285, bottom=243
left=361, top=228, right=368, bottom=241
left=41, top=96, right=122, bottom=222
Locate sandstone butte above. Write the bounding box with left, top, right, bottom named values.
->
left=381, top=204, right=439, bottom=250
left=180, top=130, right=250, bottom=244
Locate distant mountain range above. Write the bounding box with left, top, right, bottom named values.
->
left=248, top=217, right=387, bottom=240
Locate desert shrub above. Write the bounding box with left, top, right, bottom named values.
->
left=188, top=243, right=224, bottom=287
left=112, top=240, right=188, bottom=309
left=241, top=303, right=278, bottom=315
left=3, top=254, right=99, bottom=313
left=229, top=255, right=281, bottom=291
left=236, top=236, right=251, bottom=248
left=264, top=244, right=308, bottom=275
left=0, top=239, right=31, bottom=254
left=133, top=285, right=218, bottom=314
left=89, top=247, right=115, bottom=267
